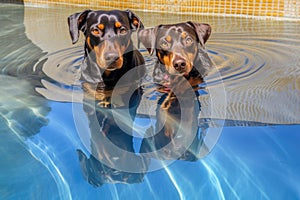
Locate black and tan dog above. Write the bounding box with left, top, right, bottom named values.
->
left=68, top=9, right=145, bottom=106
left=67, top=10, right=149, bottom=186
left=138, top=22, right=214, bottom=160
left=138, top=21, right=213, bottom=87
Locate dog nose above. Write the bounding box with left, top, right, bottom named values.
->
left=173, top=59, right=186, bottom=70
left=104, top=52, right=119, bottom=62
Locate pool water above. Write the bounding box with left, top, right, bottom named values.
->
left=1, top=3, right=300, bottom=200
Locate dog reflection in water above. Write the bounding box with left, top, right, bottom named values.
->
left=77, top=85, right=148, bottom=187
left=140, top=75, right=210, bottom=161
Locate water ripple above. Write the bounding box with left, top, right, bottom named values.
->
left=34, top=29, right=300, bottom=125
left=200, top=31, right=300, bottom=124
left=207, top=33, right=300, bottom=87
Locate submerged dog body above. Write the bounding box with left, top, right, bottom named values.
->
left=138, top=21, right=214, bottom=85
left=140, top=75, right=207, bottom=161
left=68, top=9, right=145, bottom=87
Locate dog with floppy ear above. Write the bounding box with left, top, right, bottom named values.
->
left=67, top=9, right=145, bottom=88
left=138, top=21, right=214, bottom=85
left=138, top=22, right=213, bottom=161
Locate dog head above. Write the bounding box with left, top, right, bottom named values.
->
left=139, top=22, right=212, bottom=77
left=68, top=10, right=143, bottom=72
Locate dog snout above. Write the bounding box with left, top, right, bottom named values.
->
left=173, top=58, right=186, bottom=70
left=104, top=52, right=119, bottom=62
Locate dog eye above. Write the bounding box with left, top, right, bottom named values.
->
left=119, top=27, right=127, bottom=35
left=91, top=28, right=101, bottom=35
left=186, top=37, right=193, bottom=45
left=160, top=40, right=169, bottom=49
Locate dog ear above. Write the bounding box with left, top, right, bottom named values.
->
left=187, top=22, right=211, bottom=47
left=187, top=22, right=214, bottom=77
left=138, top=26, right=160, bottom=55
left=126, top=10, right=144, bottom=31
left=196, top=47, right=214, bottom=77
left=68, top=10, right=91, bottom=44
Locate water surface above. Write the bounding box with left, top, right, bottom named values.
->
left=0, top=3, right=300, bottom=200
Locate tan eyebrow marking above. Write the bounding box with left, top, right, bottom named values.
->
left=133, top=18, right=139, bottom=26
left=181, top=32, right=187, bottom=39
left=166, top=35, right=172, bottom=42
left=98, top=23, right=105, bottom=30
left=115, top=21, right=122, bottom=28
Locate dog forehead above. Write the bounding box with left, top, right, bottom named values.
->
left=87, top=10, right=129, bottom=27
left=158, top=23, right=196, bottom=38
